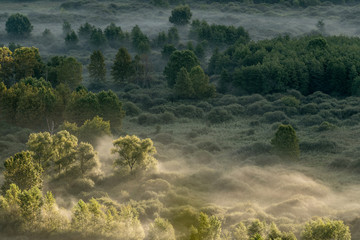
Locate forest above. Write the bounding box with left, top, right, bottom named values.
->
left=1, top=0, right=360, bottom=239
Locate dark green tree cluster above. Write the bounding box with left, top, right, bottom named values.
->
left=0, top=78, right=124, bottom=130
left=169, top=5, right=192, bottom=25
left=0, top=46, right=44, bottom=86
left=200, top=0, right=346, bottom=7
left=209, top=35, right=360, bottom=96
left=104, top=22, right=126, bottom=48
left=46, top=56, right=83, bottom=89
left=154, top=27, right=179, bottom=48
left=174, top=66, right=216, bottom=99
left=191, top=20, right=250, bottom=46
left=5, top=13, right=33, bottom=37
left=131, top=25, right=151, bottom=54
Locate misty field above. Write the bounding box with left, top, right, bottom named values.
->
left=1, top=0, right=360, bottom=240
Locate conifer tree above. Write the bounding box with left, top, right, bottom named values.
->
left=111, top=47, right=134, bottom=84
left=271, top=124, right=300, bottom=159
left=174, top=67, right=194, bottom=99
left=88, top=50, right=106, bottom=85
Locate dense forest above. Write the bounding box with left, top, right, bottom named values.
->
left=1, top=0, right=360, bottom=239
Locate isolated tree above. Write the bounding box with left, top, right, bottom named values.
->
left=88, top=50, right=106, bottom=85
left=6, top=13, right=33, bottom=37
left=169, top=5, right=192, bottom=25
left=65, top=30, right=79, bottom=47
left=111, top=47, right=134, bottom=83
left=301, top=218, right=351, bottom=240
left=271, top=124, right=300, bottom=159
left=174, top=67, right=194, bottom=99
left=2, top=151, right=43, bottom=192
left=148, top=217, right=176, bottom=240
left=57, top=57, right=83, bottom=89
left=112, top=135, right=157, bottom=173
left=164, top=49, right=200, bottom=87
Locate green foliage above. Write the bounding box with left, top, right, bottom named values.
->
left=2, top=151, right=43, bottom=192
left=78, top=22, right=96, bottom=40
left=104, top=23, right=125, bottom=48
left=65, top=30, right=79, bottom=47
left=164, top=50, right=200, bottom=87
left=301, top=218, right=351, bottom=240
left=131, top=25, right=150, bottom=54
left=148, top=217, right=176, bottom=240
left=112, top=47, right=135, bottom=83
left=209, top=35, right=360, bottom=96
left=207, top=107, right=233, bottom=124
left=189, top=66, right=216, bottom=99
left=271, top=124, right=300, bottom=159
left=5, top=13, right=33, bottom=37
left=90, top=28, right=107, bottom=48
left=88, top=50, right=106, bottom=86
left=27, top=132, right=53, bottom=168
left=112, top=135, right=157, bottom=173
left=190, top=212, right=222, bottom=240
left=13, top=47, right=43, bottom=81
left=191, top=20, right=250, bottom=45
left=62, top=21, right=72, bottom=36
left=174, top=67, right=194, bottom=98
left=169, top=5, right=192, bottom=25
left=56, top=57, right=83, bottom=89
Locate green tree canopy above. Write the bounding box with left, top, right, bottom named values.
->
left=111, top=47, right=134, bottom=84
left=164, top=49, right=200, bottom=87
left=2, top=151, right=43, bottom=192
left=169, top=5, right=192, bottom=25
left=112, top=135, right=157, bottom=173
left=301, top=218, right=351, bottom=240
left=88, top=50, right=106, bottom=86
left=5, top=13, right=33, bottom=37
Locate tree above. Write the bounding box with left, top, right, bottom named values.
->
left=131, top=25, right=150, bottom=54
left=97, top=90, right=125, bottom=131
left=111, top=47, right=134, bottom=83
left=2, top=151, right=43, bottom=192
left=271, top=124, right=300, bottom=159
left=62, top=21, right=72, bottom=37
left=6, top=13, right=33, bottom=37
left=78, top=116, right=111, bottom=145
left=76, top=143, right=100, bottom=178
left=301, top=218, right=351, bottom=240
left=13, top=47, right=43, bottom=81
left=57, top=57, right=83, bottom=89
left=78, top=22, right=96, bottom=40
left=0, top=47, right=14, bottom=85
left=174, top=67, right=194, bottom=98
left=88, top=50, right=106, bottom=86
left=104, top=23, right=124, bottom=48
left=247, top=219, right=265, bottom=239
left=112, top=135, right=157, bottom=173
left=189, top=65, right=216, bottom=99
left=148, top=217, right=176, bottom=240
left=65, top=30, right=79, bottom=47
left=90, top=28, right=107, bottom=48
left=27, top=132, right=54, bottom=169
left=169, top=5, right=192, bottom=25
left=190, top=212, right=222, bottom=240
left=164, top=50, right=200, bottom=87
left=52, top=130, right=78, bottom=175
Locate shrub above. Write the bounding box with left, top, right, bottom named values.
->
left=271, top=124, right=299, bottom=159
left=281, top=96, right=300, bottom=108
left=238, top=142, right=272, bottom=157
left=329, top=158, right=351, bottom=169
left=206, top=107, right=233, bottom=124
left=154, top=133, right=174, bottom=145
left=158, top=112, right=176, bottom=124
left=196, top=101, right=213, bottom=112
left=300, top=103, right=319, bottom=115
left=174, top=105, right=204, bottom=119
left=213, top=94, right=239, bottom=106
left=301, top=115, right=324, bottom=126
left=123, top=102, right=142, bottom=116
left=224, top=104, right=245, bottom=116
left=69, top=178, right=95, bottom=194
left=317, top=121, right=336, bottom=131
left=262, top=111, right=288, bottom=124
left=246, top=100, right=273, bottom=116
left=238, top=94, right=264, bottom=105
left=196, top=141, right=221, bottom=153
left=300, top=139, right=341, bottom=153
left=138, top=113, right=159, bottom=125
